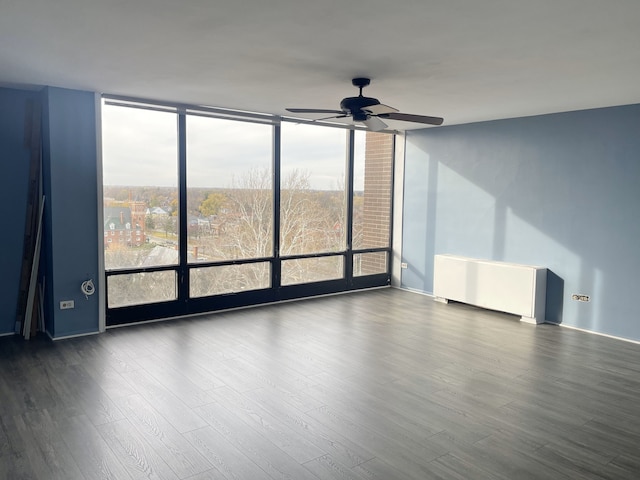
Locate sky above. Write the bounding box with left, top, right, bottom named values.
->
left=101, top=102, right=367, bottom=191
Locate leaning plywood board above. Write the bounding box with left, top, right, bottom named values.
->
left=23, top=196, right=44, bottom=339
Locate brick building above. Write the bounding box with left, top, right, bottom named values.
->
left=103, top=201, right=146, bottom=247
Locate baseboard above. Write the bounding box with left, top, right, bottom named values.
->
left=393, top=285, right=434, bottom=297
left=547, top=321, right=640, bottom=346
left=108, top=286, right=392, bottom=330
left=47, top=330, right=101, bottom=341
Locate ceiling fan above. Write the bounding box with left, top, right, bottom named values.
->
left=286, top=78, right=443, bottom=131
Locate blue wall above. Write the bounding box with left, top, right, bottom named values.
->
left=42, top=87, right=100, bottom=337
left=5, top=83, right=639, bottom=341
left=1, top=86, right=100, bottom=338
left=402, top=104, right=640, bottom=341
left=0, top=88, right=39, bottom=335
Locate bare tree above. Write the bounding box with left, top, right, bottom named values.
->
left=104, top=242, right=151, bottom=270
left=108, top=166, right=348, bottom=303
left=280, top=168, right=314, bottom=256
left=225, top=167, right=274, bottom=259
left=107, top=270, right=177, bottom=308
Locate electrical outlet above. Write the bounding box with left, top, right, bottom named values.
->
left=60, top=300, right=75, bottom=309
left=401, top=262, right=408, bottom=269
left=572, top=294, right=590, bottom=302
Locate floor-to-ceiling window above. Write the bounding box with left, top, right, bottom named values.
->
left=186, top=115, right=274, bottom=298
left=280, top=123, right=347, bottom=285
left=102, top=103, right=180, bottom=309
left=102, top=97, right=394, bottom=325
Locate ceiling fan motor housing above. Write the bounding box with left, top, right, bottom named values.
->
left=340, top=96, right=380, bottom=119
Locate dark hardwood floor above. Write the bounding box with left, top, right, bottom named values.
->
left=2, top=288, right=640, bottom=479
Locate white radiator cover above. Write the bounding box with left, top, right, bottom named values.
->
left=433, top=254, right=547, bottom=324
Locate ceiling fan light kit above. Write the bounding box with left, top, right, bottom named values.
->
left=286, top=78, right=443, bottom=131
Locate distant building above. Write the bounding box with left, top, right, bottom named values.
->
left=188, top=215, right=212, bottom=236
left=104, top=204, right=146, bottom=247
left=146, top=206, right=169, bottom=216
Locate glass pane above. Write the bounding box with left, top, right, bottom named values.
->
left=102, top=103, right=179, bottom=270
left=354, top=251, right=388, bottom=277
left=281, top=256, right=344, bottom=285
left=280, top=123, right=347, bottom=256
left=186, top=116, right=273, bottom=263
left=352, top=131, right=393, bottom=250
left=107, top=271, right=177, bottom=308
left=190, top=262, right=270, bottom=297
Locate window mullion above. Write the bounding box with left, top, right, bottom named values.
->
left=178, top=110, right=189, bottom=301
left=345, top=129, right=355, bottom=283
left=273, top=124, right=282, bottom=289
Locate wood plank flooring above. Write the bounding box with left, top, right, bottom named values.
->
left=1, top=288, right=640, bottom=479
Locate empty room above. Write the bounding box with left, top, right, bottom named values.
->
left=1, top=1, right=640, bottom=479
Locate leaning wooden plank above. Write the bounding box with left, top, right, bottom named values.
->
left=16, top=98, right=42, bottom=334
left=37, top=278, right=46, bottom=333
left=23, top=196, right=45, bottom=340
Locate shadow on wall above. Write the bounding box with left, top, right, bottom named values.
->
left=402, top=104, right=640, bottom=341
left=545, top=270, right=564, bottom=324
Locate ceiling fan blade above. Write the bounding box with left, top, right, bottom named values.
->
left=362, top=103, right=399, bottom=115
left=363, top=116, right=388, bottom=132
left=286, top=108, right=344, bottom=114
left=381, top=112, right=444, bottom=126
left=314, top=114, right=349, bottom=121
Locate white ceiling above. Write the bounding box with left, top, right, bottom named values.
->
left=2, top=0, right=640, bottom=130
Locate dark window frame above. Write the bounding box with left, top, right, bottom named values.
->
left=102, top=96, right=394, bottom=326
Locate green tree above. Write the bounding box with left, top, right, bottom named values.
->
left=199, top=192, right=227, bottom=217
left=169, top=197, right=178, bottom=216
